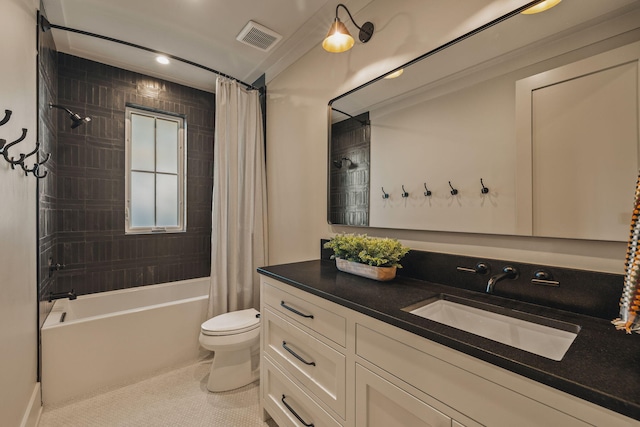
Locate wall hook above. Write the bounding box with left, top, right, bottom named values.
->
left=1, top=128, right=28, bottom=166
left=22, top=152, right=50, bottom=176
left=480, top=178, right=489, bottom=194
left=401, top=185, right=409, bottom=198
left=15, top=142, right=39, bottom=172
left=423, top=183, right=432, bottom=197
left=0, top=109, right=12, bottom=127
left=448, top=181, right=458, bottom=196
left=32, top=163, right=48, bottom=179
left=381, top=187, right=389, bottom=199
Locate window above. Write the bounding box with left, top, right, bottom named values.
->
left=125, top=105, right=186, bottom=234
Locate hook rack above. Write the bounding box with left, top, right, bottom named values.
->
left=0, top=108, right=50, bottom=179
left=401, top=185, right=409, bottom=198
left=381, top=187, right=389, bottom=199
left=423, top=183, right=432, bottom=197
left=480, top=178, right=489, bottom=194
left=448, top=181, right=458, bottom=196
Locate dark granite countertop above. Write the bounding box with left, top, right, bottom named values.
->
left=258, top=260, right=640, bottom=422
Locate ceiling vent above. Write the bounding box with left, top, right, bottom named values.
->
left=236, top=21, right=282, bottom=52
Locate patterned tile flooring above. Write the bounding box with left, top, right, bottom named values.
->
left=38, top=360, right=278, bottom=427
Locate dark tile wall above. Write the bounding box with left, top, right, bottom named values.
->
left=37, top=6, right=58, bottom=323
left=53, top=53, right=213, bottom=296
left=329, top=113, right=370, bottom=226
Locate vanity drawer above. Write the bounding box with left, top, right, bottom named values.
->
left=263, top=356, right=342, bottom=427
left=262, top=278, right=346, bottom=347
left=264, top=307, right=346, bottom=419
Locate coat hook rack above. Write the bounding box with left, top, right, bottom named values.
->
left=448, top=181, right=458, bottom=196
left=401, top=185, right=409, bottom=198
left=0, top=109, right=12, bottom=127
left=381, top=187, right=389, bottom=199
left=480, top=178, right=489, bottom=194
left=0, top=108, right=51, bottom=178
left=423, top=183, right=432, bottom=197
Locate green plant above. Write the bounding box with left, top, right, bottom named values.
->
left=324, top=234, right=410, bottom=268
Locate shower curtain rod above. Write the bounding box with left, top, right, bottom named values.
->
left=41, top=16, right=259, bottom=91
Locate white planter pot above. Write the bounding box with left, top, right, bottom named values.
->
left=335, top=258, right=397, bottom=281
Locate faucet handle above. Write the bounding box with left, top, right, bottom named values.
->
left=456, top=262, right=490, bottom=275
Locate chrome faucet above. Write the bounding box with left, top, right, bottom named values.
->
left=486, top=266, right=519, bottom=293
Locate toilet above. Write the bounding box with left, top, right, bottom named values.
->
left=199, top=308, right=261, bottom=392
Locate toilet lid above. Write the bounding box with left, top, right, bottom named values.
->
left=201, top=308, right=260, bottom=336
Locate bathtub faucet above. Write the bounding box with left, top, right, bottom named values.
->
left=48, top=289, right=77, bottom=302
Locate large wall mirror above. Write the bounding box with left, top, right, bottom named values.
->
left=328, top=0, right=640, bottom=242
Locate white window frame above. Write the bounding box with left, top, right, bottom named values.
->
left=125, top=104, right=187, bottom=234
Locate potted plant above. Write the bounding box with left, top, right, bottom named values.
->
left=324, top=234, right=410, bottom=281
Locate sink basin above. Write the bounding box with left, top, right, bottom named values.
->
left=402, top=294, right=580, bottom=361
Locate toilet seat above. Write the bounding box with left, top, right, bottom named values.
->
left=201, top=308, right=260, bottom=336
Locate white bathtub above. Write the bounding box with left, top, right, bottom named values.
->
left=41, top=278, right=210, bottom=406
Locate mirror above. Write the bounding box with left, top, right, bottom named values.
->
left=328, top=0, right=640, bottom=241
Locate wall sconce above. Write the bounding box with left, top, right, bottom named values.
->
left=50, top=104, right=92, bottom=129
left=322, top=3, right=374, bottom=53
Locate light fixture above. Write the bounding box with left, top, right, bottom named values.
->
left=156, top=55, right=170, bottom=65
left=384, top=69, right=404, bottom=79
left=49, top=104, right=92, bottom=129
left=521, top=0, right=561, bottom=15
left=322, top=3, right=374, bottom=53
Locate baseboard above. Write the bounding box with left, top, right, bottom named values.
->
left=20, top=383, right=42, bottom=427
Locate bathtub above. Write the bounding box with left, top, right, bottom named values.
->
left=41, top=277, right=210, bottom=406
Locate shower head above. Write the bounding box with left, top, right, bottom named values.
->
left=49, top=103, right=92, bottom=129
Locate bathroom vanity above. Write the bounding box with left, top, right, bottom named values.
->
left=258, top=260, right=640, bottom=427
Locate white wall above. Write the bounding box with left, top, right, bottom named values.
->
left=266, top=0, right=628, bottom=274
left=0, top=0, right=40, bottom=425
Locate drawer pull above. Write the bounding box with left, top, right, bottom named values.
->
left=281, top=300, right=314, bottom=319
left=282, top=341, right=316, bottom=366
left=281, top=394, right=314, bottom=427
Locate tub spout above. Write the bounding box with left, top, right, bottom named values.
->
left=486, top=266, right=518, bottom=294
left=48, top=289, right=77, bottom=302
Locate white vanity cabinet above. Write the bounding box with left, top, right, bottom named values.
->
left=260, top=276, right=637, bottom=427
left=261, top=277, right=347, bottom=426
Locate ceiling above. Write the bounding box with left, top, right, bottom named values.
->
left=42, top=0, right=369, bottom=92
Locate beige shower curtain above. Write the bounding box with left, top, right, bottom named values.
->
left=209, top=78, right=268, bottom=317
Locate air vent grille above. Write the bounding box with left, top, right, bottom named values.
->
left=236, top=21, right=282, bottom=52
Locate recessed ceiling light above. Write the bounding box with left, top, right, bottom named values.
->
left=156, top=56, right=170, bottom=65
left=384, top=69, right=404, bottom=79
left=521, top=0, right=561, bottom=15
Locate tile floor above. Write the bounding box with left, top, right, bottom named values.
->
left=38, top=359, right=278, bottom=427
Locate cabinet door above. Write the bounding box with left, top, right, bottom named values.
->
left=355, top=364, right=451, bottom=427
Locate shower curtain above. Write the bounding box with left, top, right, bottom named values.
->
left=209, top=78, right=268, bottom=317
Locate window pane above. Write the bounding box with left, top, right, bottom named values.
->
left=156, top=119, right=179, bottom=174
left=131, top=172, right=155, bottom=227
left=131, top=114, right=155, bottom=171
left=156, top=174, right=178, bottom=227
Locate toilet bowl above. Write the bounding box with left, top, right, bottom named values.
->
left=199, top=308, right=261, bottom=392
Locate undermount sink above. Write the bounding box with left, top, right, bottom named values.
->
left=402, top=294, right=580, bottom=361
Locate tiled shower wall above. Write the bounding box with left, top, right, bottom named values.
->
left=51, top=53, right=214, bottom=296
left=329, top=113, right=370, bottom=226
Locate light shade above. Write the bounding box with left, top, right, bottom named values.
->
left=521, top=0, right=561, bottom=15
left=323, top=19, right=355, bottom=53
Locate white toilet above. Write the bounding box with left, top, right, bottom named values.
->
left=199, top=308, right=261, bottom=392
